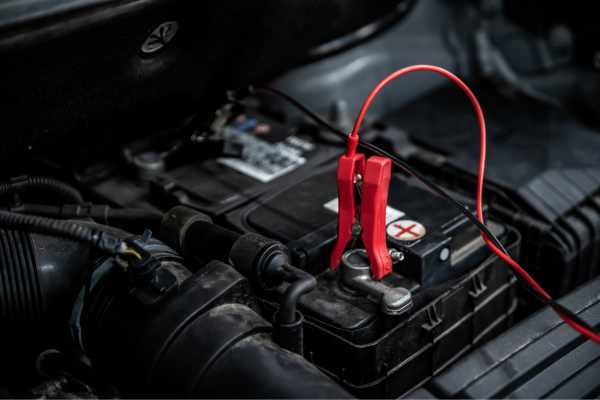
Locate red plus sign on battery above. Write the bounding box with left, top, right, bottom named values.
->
left=393, top=223, right=419, bottom=238
left=387, top=220, right=426, bottom=242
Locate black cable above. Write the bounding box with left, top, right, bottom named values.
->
left=369, top=147, right=596, bottom=332
left=278, top=263, right=317, bottom=325
left=10, top=203, right=163, bottom=226
left=251, top=86, right=508, bottom=251
left=0, top=176, right=84, bottom=204
left=0, top=209, right=125, bottom=255
left=250, top=85, right=597, bottom=332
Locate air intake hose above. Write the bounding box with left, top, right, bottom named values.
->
left=81, top=258, right=350, bottom=398
left=0, top=227, right=92, bottom=378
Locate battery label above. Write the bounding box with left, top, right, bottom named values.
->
left=323, top=198, right=405, bottom=224
left=217, top=114, right=312, bottom=183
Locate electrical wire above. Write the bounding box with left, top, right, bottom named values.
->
left=0, top=209, right=140, bottom=259
left=7, top=203, right=163, bottom=226
left=121, top=248, right=143, bottom=261
left=253, top=86, right=596, bottom=331
left=250, top=75, right=600, bottom=343
left=0, top=176, right=84, bottom=205
left=348, top=65, right=600, bottom=344
left=251, top=86, right=509, bottom=252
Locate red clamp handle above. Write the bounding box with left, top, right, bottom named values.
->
left=330, top=154, right=393, bottom=280
left=329, top=153, right=365, bottom=271
left=360, top=156, right=392, bottom=280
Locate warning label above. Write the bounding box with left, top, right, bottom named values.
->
left=217, top=114, right=313, bottom=183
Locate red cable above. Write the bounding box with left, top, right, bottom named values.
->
left=351, top=64, right=600, bottom=345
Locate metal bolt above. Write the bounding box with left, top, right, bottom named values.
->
left=389, top=248, right=405, bottom=263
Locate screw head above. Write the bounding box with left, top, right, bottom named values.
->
left=389, top=248, right=405, bottom=263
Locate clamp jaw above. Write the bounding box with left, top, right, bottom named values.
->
left=329, top=140, right=393, bottom=280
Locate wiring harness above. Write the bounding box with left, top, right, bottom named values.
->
left=0, top=176, right=154, bottom=260
left=250, top=64, right=600, bottom=345
left=0, top=209, right=142, bottom=259
left=0, top=175, right=84, bottom=204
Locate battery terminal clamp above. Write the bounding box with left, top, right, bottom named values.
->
left=330, top=136, right=395, bottom=280
left=340, top=249, right=412, bottom=315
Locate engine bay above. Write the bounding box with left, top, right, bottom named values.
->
left=1, top=0, right=600, bottom=398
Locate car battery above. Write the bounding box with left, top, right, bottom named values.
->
left=382, top=83, right=600, bottom=296
left=226, top=163, right=506, bottom=286
left=259, top=230, right=519, bottom=398
left=225, top=156, right=520, bottom=397
left=83, top=107, right=341, bottom=217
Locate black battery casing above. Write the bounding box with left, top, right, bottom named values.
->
left=226, top=163, right=503, bottom=287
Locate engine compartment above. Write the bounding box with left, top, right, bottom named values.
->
left=2, top=0, right=600, bottom=398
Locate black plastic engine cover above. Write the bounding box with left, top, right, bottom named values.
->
left=427, top=275, right=600, bottom=399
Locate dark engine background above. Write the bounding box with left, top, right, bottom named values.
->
left=2, top=0, right=600, bottom=398
left=0, top=0, right=413, bottom=171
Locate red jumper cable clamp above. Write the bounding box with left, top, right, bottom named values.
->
left=329, top=132, right=393, bottom=280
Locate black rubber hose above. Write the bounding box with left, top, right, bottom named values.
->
left=0, top=176, right=84, bottom=204
left=278, top=264, right=317, bottom=324
left=0, top=209, right=124, bottom=255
